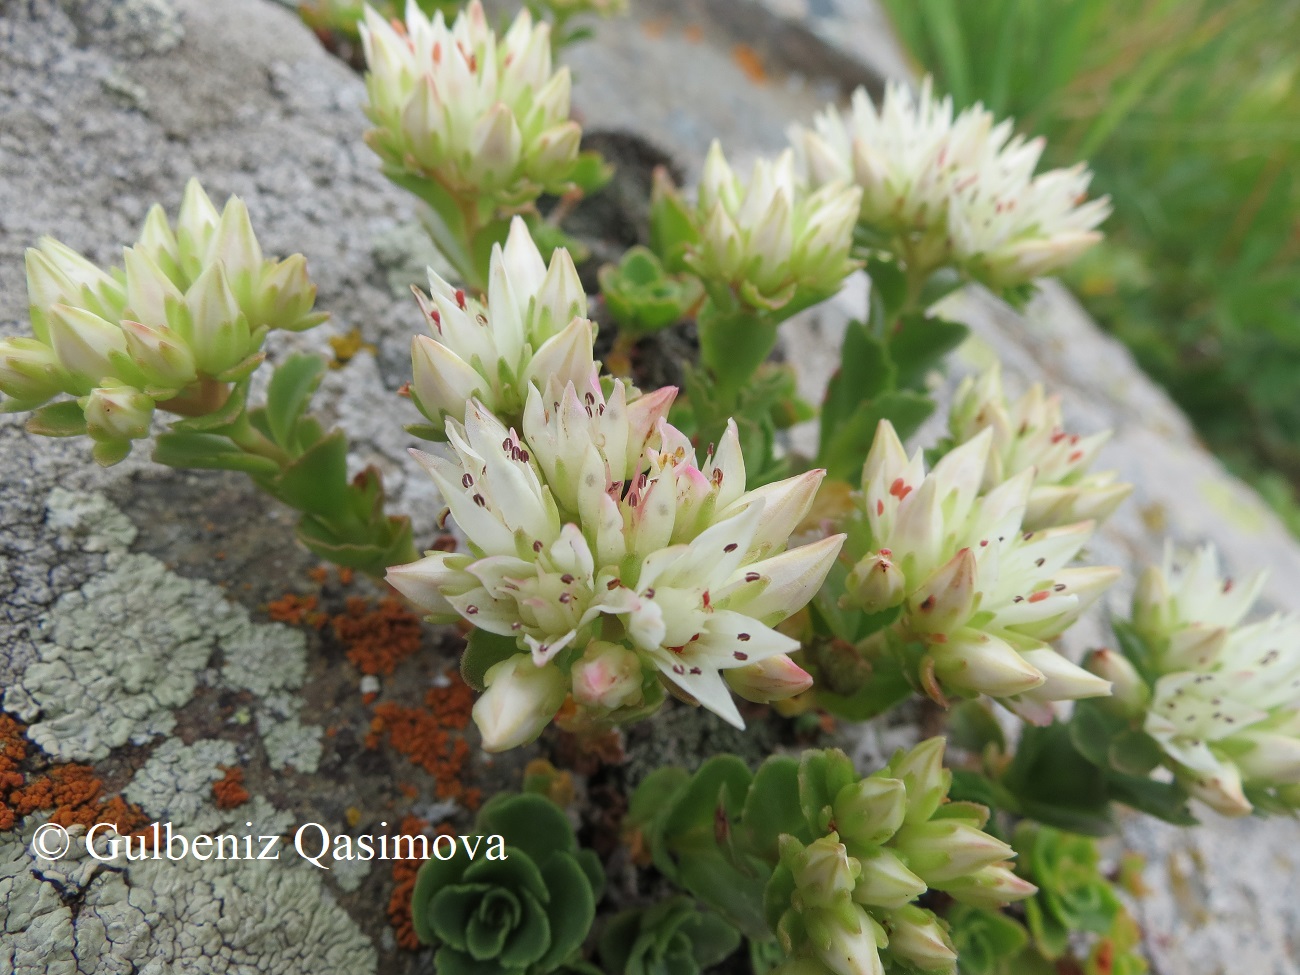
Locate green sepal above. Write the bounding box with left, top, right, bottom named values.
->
left=25, top=400, right=88, bottom=437
left=265, top=353, right=326, bottom=449
left=152, top=431, right=281, bottom=477
left=461, top=628, right=523, bottom=691
left=404, top=421, right=449, bottom=442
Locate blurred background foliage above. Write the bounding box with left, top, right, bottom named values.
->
left=881, top=0, right=1300, bottom=532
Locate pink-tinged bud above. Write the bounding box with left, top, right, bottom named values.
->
left=942, top=863, right=1037, bottom=908
left=882, top=905, right=957, bottom=971
left=892, top=819, right=1016, bottom=885
left=851, top=847, right=926, bottom=909
left=121, top=320, right=197, bottom=390
left=176, top=178, right=222, bottom=273
left=472, top=654, right=568, bottom=752
left=833, top=777, right=907, bottom=849
left=724, top=655, right=814, bottom=704
left=1084, top=648, right=1149, bottom=718
left=83, top=384, right=154, bottom=445
left=844, top=550, right=906, bottom=614
left=184, top=263, right=249, bottom=375
left=571, top=641, right=644, bottom=711
left=908, top=548, right=978, bottom=635
left=932, top=633, right=1045, bottom=699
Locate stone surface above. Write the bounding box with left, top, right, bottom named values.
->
left=2, top=0, right=1299, bottom=972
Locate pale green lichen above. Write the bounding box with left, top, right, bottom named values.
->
left=6, top=490, right=317, bottom=764
left=259, top=713, right=325, bottom=774
left=1, top=817, right=377, bottom=975
left=124, top=738, right=240, bottom=832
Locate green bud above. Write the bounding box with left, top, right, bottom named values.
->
left=833, top=776, right=907, bottom=850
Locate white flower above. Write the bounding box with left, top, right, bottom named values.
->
left=790, top=78, right=1109, bottom=288
left=388, top=378, right=844, bottom=738
left=949, top=363, right=1132, bottom=529
left=845, top=420, right=1117, bottom=713
left=409, top=216, right=593, bottom=432
left=684, top=141, right=860, bottom=311
left=361, top=0, right=582, bottom=209
left=1130, top=544, right=1300, bottom=815
left=473, top=654, right=569, bottom=751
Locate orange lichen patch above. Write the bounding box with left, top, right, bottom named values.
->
left=731, top=43, right=767, bottom=83
left=212, top=766, right=250, bottom=810
left=7, top=762, right=150, bottom=835
left=397, top=781, right=419, bottom=800
left=641, top=17, right=668, bottom=38
left=389, top=818, right=448, bottom=951
left=333, top=597, right=424, bottom=676
left=338, top=567, right=355, bottom=586
left=266, top=592, right=326, bottom=628
left=366, top=672, right=478, bottom=805
left=308, top=566, right=330, bottom=585
left=683, top=23, right=704, bottom=43
left=1, top=714, right=28, bottom=831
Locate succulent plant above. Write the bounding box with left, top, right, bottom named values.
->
left=411, top=793, right=603, bottom=974
left=598, top=896, right=741, bottom=975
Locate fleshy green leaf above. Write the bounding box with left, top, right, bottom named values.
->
left=265, top=353, right=326, bottom=449
left=25, top=400, right=88, bottom=437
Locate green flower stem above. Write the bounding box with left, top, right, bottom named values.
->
left=225, top=411, right=292, bottom=467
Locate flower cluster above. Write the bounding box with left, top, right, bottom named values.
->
left=2, top=179, right=322, bottom=464
left=790, top=78, right=1110, bottom=289
left=390, top=377, right=842, bottom=748
left=658, top=141, right=861, bottom=314
left=842, top=420, right=1117, bottom=719
left=408, top=216, right=593, bottom=434
left=948, top=363, right=1132, bottom=530
left=1104, top=545, right=1300, bottom=816
left=361, top=0, right=582, bottom=212
left=768, top=740, right=1034, bottom=975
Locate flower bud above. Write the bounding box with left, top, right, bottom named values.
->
left=882, top=905, right=958, bottom=972
left=886, top=737, right=950, bottom=825
left=724, top=655, right=814, bottom=704
left=907, top=548, right=978, bottom=635
left=47, top=304, right=132, bottom=392
left=1084, top=648, right=1149, bottom=718
left=120, top=320, right=197, bottom=390
left=1016, top=648, right=1113, bottom=702
left=1235, top=732, right=1300, bottom=784
left=833, top=777, right=907, bottom=849
left=83, top=383, right=154, bottom=444
left=386, top=555, right=463, bottom=621
left=472, top=654, right=568, bottom=752
left=805, top=906, right=886, bottom=975
left=941, top=863, right=1037, bottom=908
left=1183, top=762, right=1253, bottom=817
left=932, top=633, right=1045, bottom=699
left=892, top=820, right=1016, bottom=885
left=851, top=848, right=926, bottom=909
left=784, top=834, right=861, bottom=903
left=844, top=550, right=906, bottom=614
left=0, top=337, right=67, bottom=404
left=184, top=263, right=249, bottom=375
left=571, top=641, right=644, bottom=711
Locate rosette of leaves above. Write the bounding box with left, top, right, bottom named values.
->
left=598, top=247, right=703, bottom=336
left=1013, top=824, right=1123, bottom=961
left=598, top=896, right=741, bottom=975
left=411, top=793, right=604, bottom=975
left=944, top=904, right=1030, bottom=975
